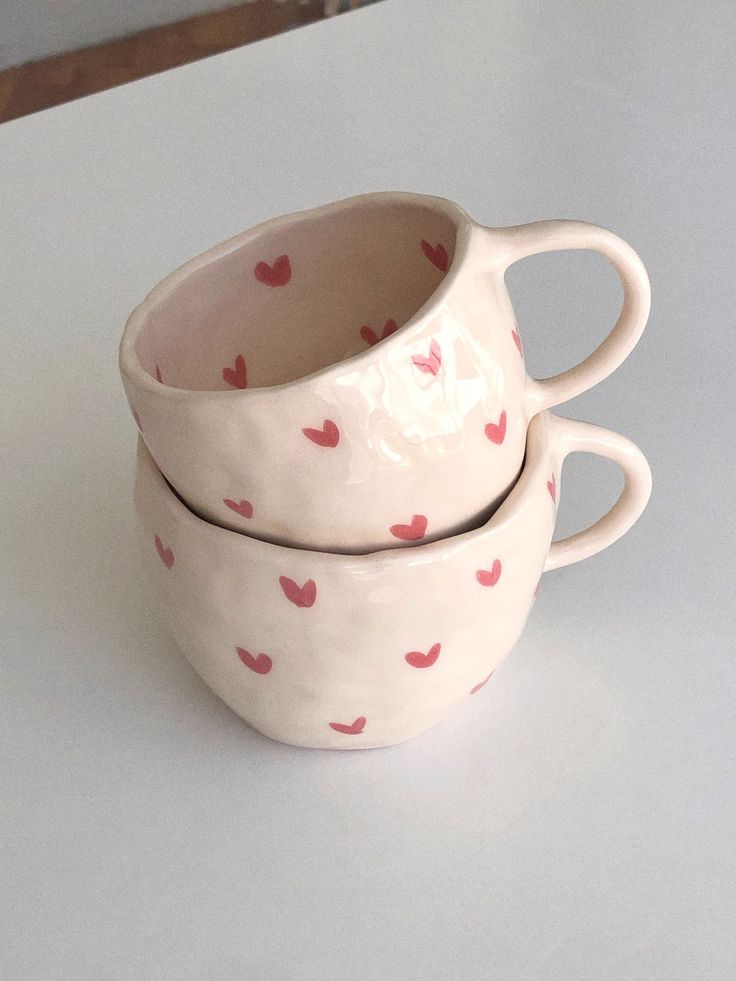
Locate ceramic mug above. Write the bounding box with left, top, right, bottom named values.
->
left=134, top=411, right=652, bottom=750
left=121, top=192, right=650, bottom=552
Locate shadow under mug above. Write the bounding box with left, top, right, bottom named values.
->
left=121, top=192, right=650, bottom=552
left=134, top=411, right=652, bottom=750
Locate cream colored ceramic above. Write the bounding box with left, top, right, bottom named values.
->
left=121, top=192, right=650, bottom=552
left=134, top=412, right=651, bottom=750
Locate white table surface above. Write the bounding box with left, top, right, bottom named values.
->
left=2, top=1, right=734, bottom=977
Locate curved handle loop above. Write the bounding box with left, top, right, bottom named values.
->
left=544, top=416, right=652, bottom=572
left=495, top=220, right=650, bottom=411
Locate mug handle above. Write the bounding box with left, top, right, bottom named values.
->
left=544, top=416, right=652, bottom=572
left=494, top=220, right=651, bottom=410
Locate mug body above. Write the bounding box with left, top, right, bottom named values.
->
left=134, top=412, right=563, bottom=750
left=121, top=192, right=531, bottom=552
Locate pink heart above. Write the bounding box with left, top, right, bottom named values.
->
left=547, top=474, right=556, bottom=502
left=279, top=576, right=317, bottom=608
left=255, top=254, right=291, bottom=287
left=236, top=647, right=272, bottom=675
left=389, top=514, right=428, bottom=542
left=222, top=354, right=248, bottom=389
left=224, top=498, right=253, bottom=519
left=329, top=716, right=366, bottom=735
left=420, top=239, right=449, bottom=272
left=405, top=642, right=441, bottom=669
left=154, top=535, right=174, bottom=569
left=470, top=671, right=494, bottom=695
left=412, top=339, right=442, bottom=376
left=476, top=559, right=502, bottom=587
left=511, top=329, right=523, bottom=357
left=302, top=419, right=340, bottom=448
left=360, top=318, right=399, bottom=347
left=484, top=410, right=507, bottom=445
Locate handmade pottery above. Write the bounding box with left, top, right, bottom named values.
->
left=121, top=192, right=650, bottom=552
left=134, top=412, right=651, bottom=749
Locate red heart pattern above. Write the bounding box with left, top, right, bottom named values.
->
left=360, top=318, right=399, bottom=347
left=302, top=419, right=340, bottom=448
left=389, top=514, right=428, bottom=542
left=547, top=474, right=556, bottom=502
left=255, top=254, right=291, bottom=287
left=157, top=242, right=536, bottom=722
left=484, top=410, right=507, bottom=445
left=224, top=498, right=254, bottom=519
left=421, top=239, right=449, bottom=272
left=222, top=354, right=248, bottom=389
left=329, top=717, right=366, bottom=735
left=470, top=671, right=494, bottom=695
left=236, top=647, right=272, bottom=675
left=405, top=642, right=441, bottom=669
left=476, top=559, right=502, bottom=587
left=412, top=340, right=442, bottom=376
left=279, top=576, right=317, bottom=608
left=154, top=535, right=174, bottom=569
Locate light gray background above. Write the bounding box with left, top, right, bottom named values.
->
left=1, top=1, right=734, bottom=978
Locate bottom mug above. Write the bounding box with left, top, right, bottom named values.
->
left=134, top=412, right=651, bottom=749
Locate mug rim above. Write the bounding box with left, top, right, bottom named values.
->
left=136, top=410, right=555, bottom=565
left=120, top=191, right=481, bottom=403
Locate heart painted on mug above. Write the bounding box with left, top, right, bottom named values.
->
left=470, top=671, right=494, bottom=695
left=421, top=239, right=449, bottom=272
left=412, top=340, right=442, bottom=376
left=155, top=365, right=163, bottom=383
left=279, top=576, right=317, bottom=608
left=302, top=419, right=340, bottom=448
left=224, top=498, right=253, bottom=519
left=484, top=410, right=507, bottom=445
left=236, top=647, right=272, bottom=675
left=405, top=642, right=441, bottom=669
left=511, top=329, right=523, bottom=356
left=547, top=474, right=556, bottom=502
left=389, top=514, right=428, bottom=542
left=329, top=716, right=366, bottom=735
left=255, top=254, right=291, bottom=287
left=360, top=318, right=399, bottom=347
left=222, top=354, right=248, bottom=389
left=476, top=559, right=502, bottom=587
left=154, top=535, right=174, bottom=569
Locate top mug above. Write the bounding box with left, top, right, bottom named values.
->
left=119, top=192, right=650, bottom=552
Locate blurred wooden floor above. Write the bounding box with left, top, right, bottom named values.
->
left=0, top=0, right=338, bottom=124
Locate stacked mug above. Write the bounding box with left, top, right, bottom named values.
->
left=120, top=192, right=652, bottom=749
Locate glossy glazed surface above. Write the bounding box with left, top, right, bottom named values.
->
left=121, top=192, right=650, bottom=552
left=134, top=412, right=651, bottom=749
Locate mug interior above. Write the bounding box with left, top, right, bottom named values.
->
left=133, top=197, right=458, bottom=391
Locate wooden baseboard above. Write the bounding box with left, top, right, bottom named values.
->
left=0, top=0, right=333, bottom=124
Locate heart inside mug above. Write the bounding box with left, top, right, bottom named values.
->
left=133, top=199, right=456, bottom=391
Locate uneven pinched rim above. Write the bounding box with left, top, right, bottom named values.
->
left=119, top=191, right=488, bottom=403
left=136, top=411, right=556, bottom=567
